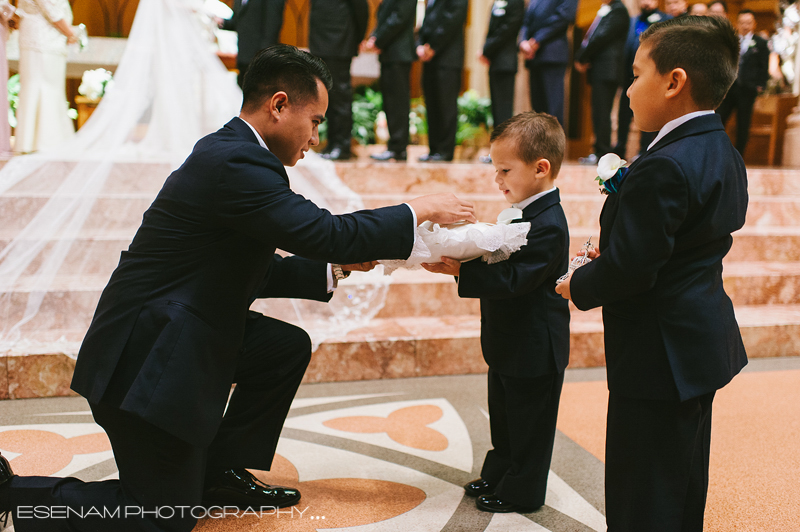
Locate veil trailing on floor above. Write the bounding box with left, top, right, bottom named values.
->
left=0, top=0, right=390, bottom=356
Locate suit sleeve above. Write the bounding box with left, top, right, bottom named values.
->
left=256, top=254, right=332, bottom=302
left=373, top=0, right=416, bottom=50
left=348, top=0, right=370, bottom=41
left=260, top=0, right=286, bottom=48
left=457, top=221, right=567, bottom=300
left=215, top=145, right=415, bottom=264
left=483, top=0, right=525, bottom=59
left=421, top=0, right=469, bottom=53
left=531, top=0, right=578, bottom=46
left=577, top=6, right=629, bottom=64
left=570, top=156, right=689, bottom=310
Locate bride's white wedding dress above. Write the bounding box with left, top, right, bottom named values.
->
left=0, top=0, right=390, bottom=355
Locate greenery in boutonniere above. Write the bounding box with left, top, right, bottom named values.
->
left=595, top=153, right=630, bottom=195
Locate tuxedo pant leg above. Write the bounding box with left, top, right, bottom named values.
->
left=716, top=86, right=736, bottom=127
left=590, top=80, right=619, bottom=157
left=206, top=312, right=312, bottom=474
left=380, top=61, right=411, bottom=153
left=480, top=369, right=565, bottom=508
left=616, top=81, right=633, bottom=157
left=422, top=62, right=461, bottom=159
left=236, top=63, right=249, bottom=89
left=605, top=391, right=715, bottom=532
left=528, top=64, right=566, bottom=126
left=734, top=87, right=758, bottom=155
left=489, top=71, right=516, bottom=127
left=322, top=57, right=354, bottom=153
left=4, top=403, right=205, bottom=532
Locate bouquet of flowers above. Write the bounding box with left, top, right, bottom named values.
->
left=78, top=68, right=114, bottom=100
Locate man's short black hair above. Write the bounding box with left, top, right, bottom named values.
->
left=490, top=112, right=565, bottom=178
left=640, top=15, right=738, bottom=109
left=738, top=8, right=755, bottom=17
left=707, top=0, right=727, bottom=12
left=241, top=44, right=333, bottom=112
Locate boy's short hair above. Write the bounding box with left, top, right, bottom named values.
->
left=490, top=112, right=565, bottom=177
left=639, top=15, right=738, bottom=109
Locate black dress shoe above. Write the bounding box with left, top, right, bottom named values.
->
left=463, top=478, right=494, bottom=497
left=203, top=469, right=300, bottom=509
left=476, top=494, right=538, bottom=514
left=370, top=150, right=407, bottom=161
left=0, top=453, right=13, bottom=529
left=320, top=147, right=353, bottom=161
left=418, top=153, right=452, bottom=162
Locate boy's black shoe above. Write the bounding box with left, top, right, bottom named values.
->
left=203, top=469, right=300, bottom=509
left=463, top=478, right=494, bottom=497
left=476, top=494, right=538, bottom=514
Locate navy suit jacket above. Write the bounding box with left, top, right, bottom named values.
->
left=738, top=34, right=770, bottom=91
left=483, top=0, right=524, bottom=73
left=71, top=117, right=414, bottom=446
left=418, top=0, right=469, bottom=70
left=570, top=114, right=749, bottom=401
left=222, top=0, right=286, bottom=67
left=520, top=0, right=578, bottom=66
left=457, top=190, right=571, bottom=378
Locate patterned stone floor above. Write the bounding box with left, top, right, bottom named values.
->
left=1, top=356, right=799, bottom=531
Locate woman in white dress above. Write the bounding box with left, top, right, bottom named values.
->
left=15, top=0, right=76, bottom=153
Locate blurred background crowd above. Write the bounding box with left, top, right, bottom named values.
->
left=6, top=0, right=799, bottom=165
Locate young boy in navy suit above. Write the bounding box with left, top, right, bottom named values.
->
left=423, top=112, right=570, bottom=513
left=556, top=16, right=748, bottom=531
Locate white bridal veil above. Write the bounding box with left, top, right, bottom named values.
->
left=0, top=0, right=390, bottom=356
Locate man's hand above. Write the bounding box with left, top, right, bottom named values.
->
left=555, top=271, right=572, bottom=300
left=478, top=52, right=490, bottom=67
left=407, top=193, right=477, bottom=225
left=422, top=257, right=461, bottom=276
left=417, top=44, right=435, bottom=62
left=520, top=39, right=538, bottom=60
left=341, top=261, right=378, bottom=273
left=574, top=61, right=589, bottom=73
left=361, top=37, right=380, bottom=54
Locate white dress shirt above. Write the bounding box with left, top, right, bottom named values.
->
left=513, top=186, right=557, bottom=210
left=647, top=110, right=715, bottom=151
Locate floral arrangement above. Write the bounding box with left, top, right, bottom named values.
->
left=595, top=153, right=629, bottom=195
left=78, top=69, right=114, bottom=100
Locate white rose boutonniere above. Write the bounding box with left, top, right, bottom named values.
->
left=597, top=4, right=611, bottom=17
left=647, top=13, right=662, bottom=23
left=595, top=153, right=630, bottom=195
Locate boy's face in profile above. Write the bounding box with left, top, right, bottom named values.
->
left=628, top=43, right=671, bottom=132
left=489, top=138, right=552, bottom=205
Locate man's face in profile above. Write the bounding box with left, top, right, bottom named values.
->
left=270, top=79, right=329, bottom=167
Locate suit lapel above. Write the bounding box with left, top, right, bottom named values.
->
left=521, top=189, right=561, bottom=221
left=225, top=117, right=290, bottom=185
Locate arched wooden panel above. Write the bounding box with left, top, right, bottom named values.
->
left=70, top=0, right=139, bottom=37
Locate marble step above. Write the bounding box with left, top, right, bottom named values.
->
left=5, top=261, right=800, bottom=332
left=5, top=304, right=800, bottom=398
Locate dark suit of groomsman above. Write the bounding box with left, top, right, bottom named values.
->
left=370, top=0, right=417, bottom=160
left=417, top=0, right=469, bottom=162
left=520, top=0, right=579, bottom=126
left=310, top=0, right=369, bottom=159
left=615, top=3, right=667, bottom=158
left=575, top=0, right=629, bottom=159
left=482, top=0, right=524, bottom=128
left=717, top=11, right=770, bottom=155
left=222, top=0, right=286, bottom=87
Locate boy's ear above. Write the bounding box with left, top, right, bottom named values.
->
left=664, top=68, right=689, bottom=100
left=535, top=158, right=551, bottom=178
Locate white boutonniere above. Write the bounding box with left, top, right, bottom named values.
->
left=595, top=153, right=629, bottom=195
left=597, top=4, right=611, bottom=17
left=647, top=13, right=661, bottom=23
left=496, top=207, right=523, bottom=224
left=748, top=40, right=756, bottom=49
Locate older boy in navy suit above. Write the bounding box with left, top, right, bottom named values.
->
left=556, top=16, right=748, bottom=531
left=424, top=112, right=570, bottom=513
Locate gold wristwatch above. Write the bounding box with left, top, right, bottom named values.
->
left=331, top=264, right=350, bottom=281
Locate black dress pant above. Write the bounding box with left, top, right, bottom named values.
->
left=322, top=57, right=354, bottom=153
left=605, top=391, right=715, bottom=532
left=528, top=63, right=567, bottom=126
left=716, top=80, right=758, bottom=155
left=379, top=61, right=411, bottom=153
left=236, top=63, right=249, bottom=89
left=3, top=313, right=312, bottom=532
left=422, top=62, right=462, bottom=159
left=590, top=79, right=619, bottom=157
left=480, top=369, right=564, bottom=508
left=489, top=70, right=516, bottom=128
left=616, top=80, right=657, bottom=157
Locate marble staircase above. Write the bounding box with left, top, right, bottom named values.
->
left=2, top=161, right=800, bottom=398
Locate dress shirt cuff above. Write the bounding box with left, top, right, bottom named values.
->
left=403, top=203, right=419, bottom=260
left=327, top=264, right=336, bottom=293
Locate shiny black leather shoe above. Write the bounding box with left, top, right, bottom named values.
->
left=476, top=494, right=538, bottom=514
left=463, top=478, right=494, bottom=497
left=370, top=150, right=407, bottom=162
left=0, top=453, right=14, bottom=529
left=418, top=153, right=453, bottom=163
left=320, top=147, right=353, bottom=161
left=203, top=469, right=301, bottom=509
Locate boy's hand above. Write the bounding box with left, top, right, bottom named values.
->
left=555, top=271, right=572, bottom=301
left=422, top=257, right=461, bottom=276
left=578, top=247, right=600, bottom=261
left=342, top=261, right=378, bottom=273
